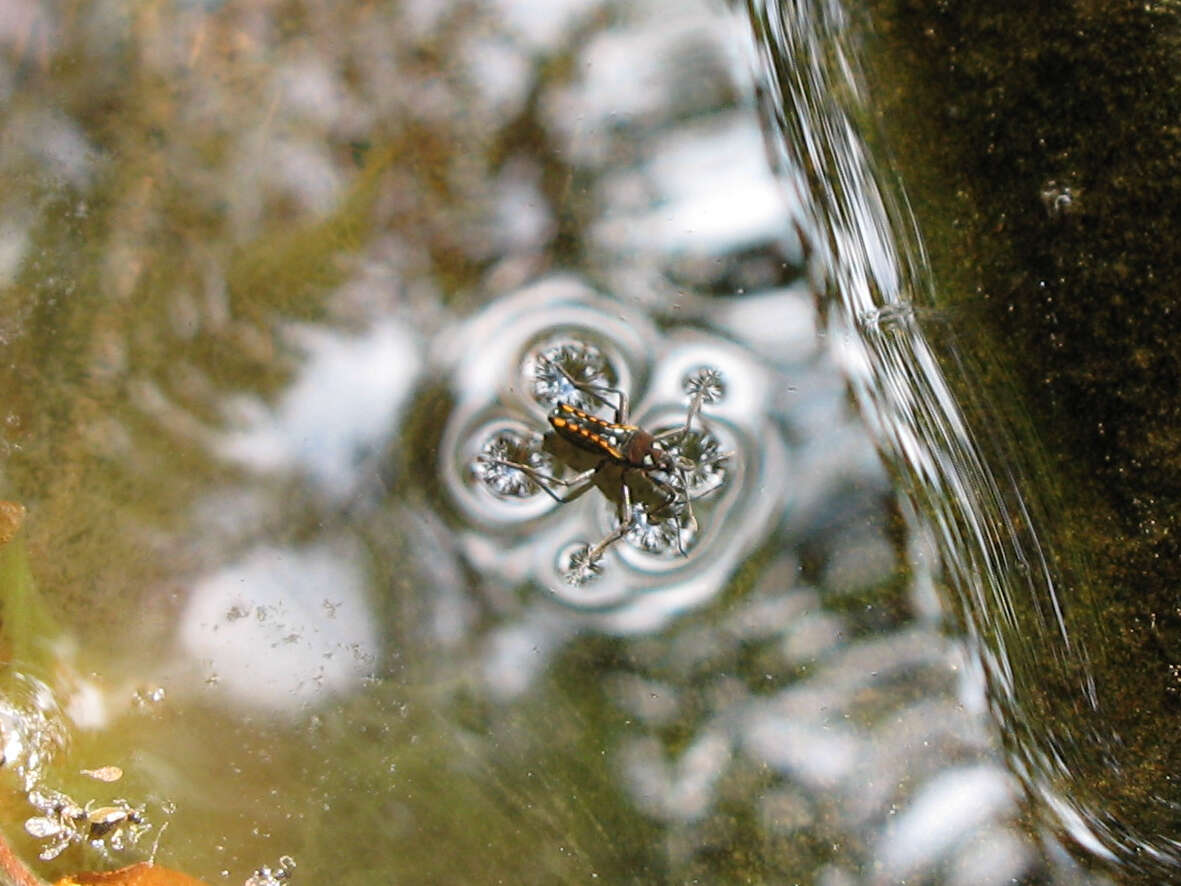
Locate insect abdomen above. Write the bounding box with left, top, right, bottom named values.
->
left=548, top=402, right=634, bottom=463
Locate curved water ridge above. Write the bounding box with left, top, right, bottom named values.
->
left=747, top=0, right=1166, bottom=875
left=437, top=276, right=790, bottom=627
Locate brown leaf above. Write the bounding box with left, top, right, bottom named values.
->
left=54, top=862, right=211, bottom=886
left=0, top=501, right=25, bottom=546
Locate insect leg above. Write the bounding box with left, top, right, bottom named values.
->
left=584, top=522, right=630, bottom=562
left=476, top=457, right=599, bottom=503
left=675, top=465, right=695, bottom=556
left=617, top=468, right=632, bottom=523
left=651, top=426, right=684, bottom=445
left=597, top=385, right=630, bottom=423
left=651, top=392, right=707, bottom=445
left=584, top=480, right=636, bottom=563
left=576, top=381, right=630, bottom=423
left=539, top=354, right=632, bottom=422
left=644, top=472, right=691, bottom=557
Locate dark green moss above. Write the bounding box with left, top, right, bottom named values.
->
left=863, top=0, right=1181, bottom=871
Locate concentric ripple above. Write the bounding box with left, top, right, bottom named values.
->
left=437, top=276, right=790, bottom=622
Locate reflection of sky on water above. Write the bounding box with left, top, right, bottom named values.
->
left=169, top=0, right=1079, bottom=879
left=179, top=543, right=377, bottom=713
left=215, top=320, right=420, bottom=499
left=596, top=116, right=798, bottom=257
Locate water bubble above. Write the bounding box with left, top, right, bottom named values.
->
left=0, top=674, right=69, bottom=791
left=526, top=341, right=616, bottom=410
left=471, top=430, right=554, bottom=498
left=131, top=686, right=166, bottom=709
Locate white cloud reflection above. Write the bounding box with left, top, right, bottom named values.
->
left=179, top=543, right=378, bottom=714
left=216, top=319, right=420, bottom=500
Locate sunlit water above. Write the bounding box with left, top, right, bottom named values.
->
left=0, top=0, right=1148, bottom=883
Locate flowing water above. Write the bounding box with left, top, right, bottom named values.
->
left=757, top=0, right=1181, bottom=881
left=0, top=0, right=1163, bottom=883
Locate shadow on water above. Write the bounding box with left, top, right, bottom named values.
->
left=0, top=0, right=1159, bottom=883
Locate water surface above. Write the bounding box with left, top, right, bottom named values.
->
left=0, top=0, right=1132, bottom=883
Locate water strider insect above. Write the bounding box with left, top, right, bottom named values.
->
left=474, top=345, right=730, bottom=584
left=546, top=400, right=689, bottom=525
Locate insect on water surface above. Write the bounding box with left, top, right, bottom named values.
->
left=550, top=402, right=673, bottom=473
left=473, top=341, right=731, bottom=585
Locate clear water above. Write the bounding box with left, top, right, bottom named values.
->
left=0, top=0, right=1144, bottom=883
left=756, top=0, right=1181, bottom=881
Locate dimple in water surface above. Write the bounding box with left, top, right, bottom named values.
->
left=471, top=431, right=555, bottom=498
left=472, top=341, right=730, bottom=584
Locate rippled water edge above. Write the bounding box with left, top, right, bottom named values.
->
left=745, top=0, right=1179, bottom=879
